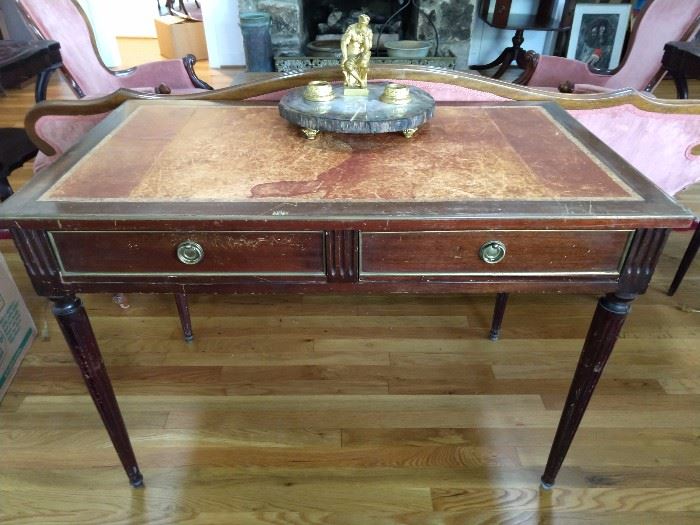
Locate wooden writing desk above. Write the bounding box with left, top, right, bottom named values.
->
left=0, top=99, right=692, bottom=488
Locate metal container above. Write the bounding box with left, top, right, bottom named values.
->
left=384, top=40, right=431, bottom=58
left=239, top=12, right=274, bottom=72
left=306, top=40, right=342, bottom=58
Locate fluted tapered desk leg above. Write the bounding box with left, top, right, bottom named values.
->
left=489, top=292, right=509, bottom=341
left=175, top=293, right=194, bottom=342
left=541, top=293, right=634, bottom=488
left=51, top=295, right=144, bottom=487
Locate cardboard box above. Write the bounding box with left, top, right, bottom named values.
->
left=0, top=251, right=37, bottom=401
left=154, top=15, right=208, bottom=60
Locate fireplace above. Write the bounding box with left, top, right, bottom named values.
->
left=239, top=0, right=475, bottom=69
left=303, top=0, right=416, bottom=52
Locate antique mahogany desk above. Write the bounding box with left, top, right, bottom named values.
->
left=0, top=99, right=692, bottom=488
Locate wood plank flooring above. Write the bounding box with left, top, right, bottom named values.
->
left=0, top=39, right=698, bottom=524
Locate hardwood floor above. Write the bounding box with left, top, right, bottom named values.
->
left=0, top=39, right=698, bottom=524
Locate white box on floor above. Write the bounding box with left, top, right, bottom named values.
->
left=155, top=15, right=208, bottom=60
left=0, top=251, right=37, bottom=401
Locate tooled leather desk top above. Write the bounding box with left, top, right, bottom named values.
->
left=40, top=103, right=641, bottom=203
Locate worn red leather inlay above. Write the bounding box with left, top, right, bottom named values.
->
left=42, top=104, right=640, bottom=202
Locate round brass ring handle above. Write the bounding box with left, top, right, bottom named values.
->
left=479, top=240, right=506, bottom=264
left=176, top=241, right=204, bottom=265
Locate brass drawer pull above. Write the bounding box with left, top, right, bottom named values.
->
left=176, top=241, right=204, bottom=265
left=479, top=240, right=506, bottom=264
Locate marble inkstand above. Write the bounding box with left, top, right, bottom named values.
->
left=278, top=82, right=436, bottom=140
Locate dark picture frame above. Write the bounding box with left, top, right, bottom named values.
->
left=566, top=3, right=631, bottom=70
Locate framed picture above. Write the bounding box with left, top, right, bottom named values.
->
left=566, top=3, right=631, bottom=71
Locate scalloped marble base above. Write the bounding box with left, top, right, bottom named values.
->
left=279, top=82, right=435, bottom=139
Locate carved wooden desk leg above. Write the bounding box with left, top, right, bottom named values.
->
left=668, top=226, right=700, bottom=296
left=489, top=292, right=509, bottom=341
left=540, top=292, right=634, bottom=489
left=51, top=295, right=144, bottom=487
left=175, top=292, right=194, bottom=342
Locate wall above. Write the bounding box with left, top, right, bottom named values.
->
left=239, top=0, right=303, bottom=56
left=111, top=0, right=160, bottom=38
left=203, top=0, right=246, bottom=67
left=77, top=0, right=121, bottom=67
left=417, top=0, right=476, bottom=70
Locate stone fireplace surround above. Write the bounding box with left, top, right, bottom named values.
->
left=239, top=0, right=475, bottom=69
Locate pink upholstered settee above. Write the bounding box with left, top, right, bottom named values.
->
left=24, top=66, right=700, bottom=336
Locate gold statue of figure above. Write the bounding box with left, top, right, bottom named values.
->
left=341, top=14, right=372, bottom=95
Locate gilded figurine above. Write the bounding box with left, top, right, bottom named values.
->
left=341, top=14, right=372, bottom=95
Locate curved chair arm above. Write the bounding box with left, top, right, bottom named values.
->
left=113, top=55, right=212, bottom=91
left=26, top=89, right=158, bottom=157
left=516, top=52, right=614, bottom=92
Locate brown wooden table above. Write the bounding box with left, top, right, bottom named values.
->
left=0, top=39, right=61, bottom=102
left=662, top=40, right=700, bottom=99
left=0, top=99, right=692, bottom=489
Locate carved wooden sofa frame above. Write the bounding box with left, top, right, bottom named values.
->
left=24, top=65, right=700, bottom=339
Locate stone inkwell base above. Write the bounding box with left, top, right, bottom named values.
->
left=278, top=81, right=435, bottom=140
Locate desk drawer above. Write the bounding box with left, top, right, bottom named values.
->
left=50, top=231, right=325, bottom=275
left=360, top=230, right=631, bottom=276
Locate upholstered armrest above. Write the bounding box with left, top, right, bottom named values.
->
left=113, top=56, right=211, bottom=90
left=31, top=112, right=109, bottom=172
left=518, top=53, right=614, bottom=91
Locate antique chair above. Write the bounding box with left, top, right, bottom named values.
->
left=516, top=0, right=700, bottom=93
left=16, top=0, right=212, bottom=98
left=24, top=66, right=700, bottom=339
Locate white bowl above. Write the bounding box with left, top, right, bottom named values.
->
left=384, top=40, right=431, bottom=58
